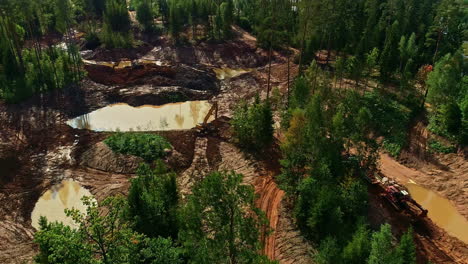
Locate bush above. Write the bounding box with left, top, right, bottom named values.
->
left=104, top=133, right=171, bottom=161
left=428, top=139, right=456, bottom=154
left=84, top=32, right=101, bottom=49
left=383, top=139, right=403, bottom=157
left=238, top=17, right=252, bottom=31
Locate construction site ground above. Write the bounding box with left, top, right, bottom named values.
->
left=0, top=27, right=466, bottom=264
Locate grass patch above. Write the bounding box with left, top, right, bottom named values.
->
left=104, top=133, right=172, bottom=161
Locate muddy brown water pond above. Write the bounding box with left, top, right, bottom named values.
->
left=67, top=101, right=213, bottom=132
left=213, top=68, right=251, bottom=80
left=31, top=180, right=93, bottom=229
left=405, top=182, right=468, bottom=243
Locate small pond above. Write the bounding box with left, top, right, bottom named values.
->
left=67, top=101, right=213, bottom=132
left=213, top=68, right=250, bottom=80
left=406, top=182, right=468, bottom=243
left=31, top=180, right=93, bottom=230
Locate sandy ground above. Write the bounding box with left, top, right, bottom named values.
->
left=1, top=26, right=466, bottom=264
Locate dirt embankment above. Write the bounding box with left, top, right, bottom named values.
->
left=375, top=119, right=468, bottom=263
left=398, top=120, right=468, bottom=219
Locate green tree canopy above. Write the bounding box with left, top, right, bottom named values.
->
left=178, top=171, right=271, bottom=264
left=127, top=161, right=179, bottom=239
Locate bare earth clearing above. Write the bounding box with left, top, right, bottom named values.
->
left=0, top=28, right=466, bottom=264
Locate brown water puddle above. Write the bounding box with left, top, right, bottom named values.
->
left=115, top=60, right=132, bottom=69
left=213, top=68, right=250, bottom=80
left=405, top=182, right=468, bottom=243
left=31, top=180, right=93, bottom=230
left=67, top=101, right=213, bottom=132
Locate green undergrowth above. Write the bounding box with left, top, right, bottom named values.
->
left=428, top=139, right=456, bottom=154
left=362, top=90, right=415, bottom=157
left=104, top=133, right=172, bottom=161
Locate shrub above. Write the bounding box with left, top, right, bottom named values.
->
left=428, top=139, right=456, bottom=154
left=84, top=31, right=101, bottom=49
left=104, top=133, right=171, bottom=161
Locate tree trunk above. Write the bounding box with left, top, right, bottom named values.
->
left=287, top=50, right=290, bottom=107
left=432, top=29, right=442, bottom=63
left=228, top=206, right=237, bottom=264
left=421, top=85, right=429, bottom=109
left=267, top=43, right=273, bottom=100
left=298, top=16, right=308, bottom=75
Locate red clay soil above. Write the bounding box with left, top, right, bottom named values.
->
left=377, top=153, right=468, bottom=264
left=257, top=174, right=285, bottom=259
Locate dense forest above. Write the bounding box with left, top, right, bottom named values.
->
left=0, top=0, right=466, bottom=263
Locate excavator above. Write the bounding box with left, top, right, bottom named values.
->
left=195, top=102, right=219, bottom=136
left=203, top=101, right=218, bottom=125
left=369, top=173, right=428, bottom=218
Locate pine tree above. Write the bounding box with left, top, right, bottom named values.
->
left=178, top=171, right=270, bottom=264
left=367, top=224, right=399, bottom=264
left=127, top=161, right=179, bottom=239
left=396, top=228, right=417, bottom=264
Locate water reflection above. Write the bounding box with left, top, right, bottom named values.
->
left=31, top=180, right=93, bottom=230
left=405, top=183, right=468, bottom=243
left=67, top=101, right=213, bottom=132
left=213, top=68, right=250, bottom=80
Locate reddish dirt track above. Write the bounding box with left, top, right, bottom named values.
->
left=256, top=175, right=285, bottom=259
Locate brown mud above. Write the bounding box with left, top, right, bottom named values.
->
left=0, top=27, right=466, bottom=264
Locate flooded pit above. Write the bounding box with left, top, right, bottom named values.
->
left=405, top=183, right=468, bottom=243
left=31, top=180, right=93, bottom=230
left=82, top=59, right=116, bottom=68
left=213, top=68, right=250, bottom=80
left=67, top=101, right=214, bottom=132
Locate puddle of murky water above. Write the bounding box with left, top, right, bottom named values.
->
left=115, top=60, right=132, bottom=69
left=213, top=68, right=250, bottom=80
left=82, top=59, right=116, bottom=68
left=31, top=180, right=93, bottom=230
left=138, top=59, right=163, bottom=66
left=67, top=101, right=214, bottom=132
left=405, top=183, right=468, bottom=243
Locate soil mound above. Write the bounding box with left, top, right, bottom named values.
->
left=80, top=142, right=143, bottom=174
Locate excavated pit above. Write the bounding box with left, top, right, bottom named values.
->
left=1, top=27, right=467, bottom=264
